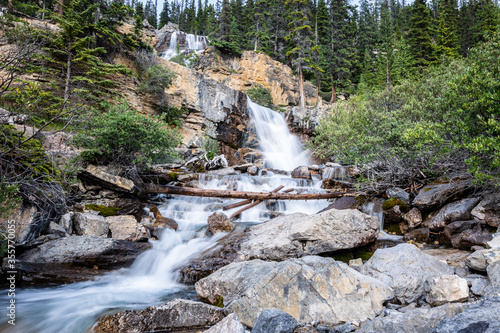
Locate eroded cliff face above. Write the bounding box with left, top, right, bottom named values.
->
left=194, top=50, right=320, bottom=107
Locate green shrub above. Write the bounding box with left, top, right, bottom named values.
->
left=246, top=84, right=273, bottom=107
left=72, top=101, right=181, bottom=167
left=210, top=40, right=242, bottom=56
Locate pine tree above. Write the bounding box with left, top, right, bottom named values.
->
left=435, top=0, right=459, bottom=58
left=407, top=0, right=437, bottom=68
left=158, top=0, right=170, bottom=29
left=218, top=0, right=231, bottom=41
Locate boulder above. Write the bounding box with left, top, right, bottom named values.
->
left=487, top=261, right=500, bottom=287
left=317, top=197, right=361, bottom=213
left=18, top=235, right=151, bottom=269
left=94, top=299, right=226, bottom=333
left=9, top=202, right=40, bottom=244
left=73, top=213, right=109, bottom=236
left=361, top=244, right=453, bottom=304
left=471, top=277, right=490, bottom=296
left=357, top=303, right=468, bottom=333
left=465, top=250, right=488, bottom=272
left=79, top=165, right=135, bottom=193
left=403, top=228, right=430, bottom=243
left=400, top=208, right=422, bottom=233
left=434, top=297, right=500, bottom=333
left=248, top=165, right=259, bottom=175
left=195, top=256, right=394, bottom=327
left=58, top=212, right=73, bottom=234
left=291, top=166, right=311, bottom=180
left=47, top=222, right=68, bottom=237
left=204, top=313, right=246, bottom=333
left=471, top=195, right=500, bottom=227
left=423, top=198, right=480, bottom=231
left=439, top=220, right=493, bottom=250
left=386, top=187, right=410, bottom=205
left=207, top=167, right=237, bottom=176
left=252, top=309, right=298, bottom=333
left=487, top=234, right=500, bottom=249
left=484, top=249, right=500, bottom=265
left=150, top=206, right=178, bottom=230
left=207, top=212, right=233, bottom=234
left=412, top=180, right=471, bottom=211
left=107, top=215, right=149, bottom=241
left=423, top=275, right=469, bottom=306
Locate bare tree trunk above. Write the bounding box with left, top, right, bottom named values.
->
left=57, top=0, right=63, bottom=15
left=299, top=64, right=306, bottom=108
left=386, top=54, right=391, bottom=90
left=330, top=82, right=337, bottom=103
left=64, top=43, right=71, bottom=101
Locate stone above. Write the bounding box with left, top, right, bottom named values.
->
left=150, top=206, right=178, bottom=230
left=412, top=180, right=471, bottom=211
left=9, top=202, right=39, bottom=244
left=204, top=313, right=246, bottom=333
left=483, top=286, right=500, bottom=297
left=291, top=166, right=312, bottom=179
left=423, top=275, right=469, bottom=306
left=386, top=187, right=410, bottom=205
left=487, top=234, right=500, bottom=249
left=361, top=243, right=453, bottom=304
left=471, top=277, right=490, bottom=296
left=79, top=165, right=135, bottom=193
left=195, top=256, right=394, bottom=327
left=207, top=167, right=237, bottom=176
left=400, top=208, right=423, bottom=234
left=484, top=249, right=500, bottom=265
left=207, top=212, right=233, bottom=234
left=251, top=309, right=298, bottom=333
left=349, top=258, right=363, bottom=267
left=487, top=261, right=500, bottom=287
left=317, top=197, right=361, bottom=213
left=471, top=194, right=500, bottom=227
left=465, top=250, right=488, bottom=272
left=403, top=228, right=430, bottom=243
left=434, top=297, right=500, bottom=333
left=0, top=107, right=27, bottom=124
left=47, top=222, right=68, bottom=237
left=424, top=198, right=481, bottom=231
left=107, top=215, right=149, bottom=241
left=94, top=299, right=226, bottom=333
left=247, top=165, right=259, bottom=175
left=58, top=212, right=73, bottom=234
left=439, top=220, right=493, bottom=250
left=73, top=213, right=109, bottom=236
left=357, top=303, right=467, bottom=333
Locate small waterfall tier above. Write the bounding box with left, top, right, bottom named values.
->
left=161, top=31, right=208, bottom=66
left=247, top=97, right=311, bottom=171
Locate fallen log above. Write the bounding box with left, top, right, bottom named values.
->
left=141, top=183, right=349, bottom=200
left=228, top=186, right=288, bottom=219
left=223, top=186, right=287, bottom=211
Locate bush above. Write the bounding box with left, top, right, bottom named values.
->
left=210, top=40, right=242, bottom=56
left=246, top=84, right=273, bottom=107
left=72, top=101, right=181, bottom=167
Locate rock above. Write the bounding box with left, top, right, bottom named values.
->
left=195, top=256, right=394, bottom=327
left=487, top=261, right=500, bottom=287
left=150, top=206, right=178, bottom=230
left=252, top=309, right=298, bottom=333
left=465, top=250, right=488, bottom=272
left=361, top=243, right=453, bottom=304
left=386, top=187, right=410, bottom=205
left=422, top=249, right=472, bottom=266
left=58, top=212, right=73, bottom=234
left=204, top=313, right=246, bottom=333
left=487, top=234, right=500, bottom=249
left=79, top=165, right=135, bottom=193
left=471, top=194, right=500, bottom=227
left=439, top=220, right=493, bottom=250
left=357, top=303, right=467, bottom=333
left=434, top=297, right=500, bottom=333
left=483, top=286, right=500, bottom=297
left=73, top=213, right=109, bottom=236
left=471, top=277, right=490, bottom=296
left=423, top=198, right=480, bottom=231
left=423, top=275, right=469, bottom=306
left=400, top=208, right=423, bottom=233
left=349, top=258, right=363, bottom=267
left=107, top=215, right=149, bottom=241
left=317, top=197, right=361, bottom=213
left=412, top=180, right=471, bottom=211
left=9, top=201, right=40, bottom=244
left=484, top=249, right=500, bottom=265
left=207, top=167, right=237, bottom=176
left=94, top=299, right=226, bottom=333
left=403, top=228, right=430, bottom=243
left=0, top=107, right=27, bottom=124
left=291, top=166, right=311, bottom=179
left=207, top=212, right=233, bottom=234
left=47, top=222, right=68, bottom=237
left=247, top=165, right=259, bottom=175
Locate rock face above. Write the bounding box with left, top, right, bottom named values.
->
left=73, top=213, right=109, bottom=236
left=94, top=299, right=226, bottom=333
left=423, top=198, right=480, bottom=231
left=412, top=180, right=471, bottom=211
left=107, top=215, right=149, bottom=241
left=207, top=212, right=233, bottom=234
left=357, top=303, right=468, bottom=333
left=361, top=244, right=453, bottom=304
left=423, top=275, right=469, bottom=306
left=252, top=309, right=298, bottom=333
left=10, top=202, right=39, bottom=244
left=195, top=256, right=394, bottom=327
left=434, top=297, right=500, bottom=333
left=471, top=195, right=500, bottom=227
left=204, top=313, right=246, bottom=333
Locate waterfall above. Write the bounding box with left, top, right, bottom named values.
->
left=162, top=31, right=208, bottom=64
left=162, top=31, right=178, bottom=60
left=247, top=97, right=311, bottom=171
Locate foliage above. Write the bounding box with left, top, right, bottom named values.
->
left=203, top=136, right=219, bottom=160
left=157, top=105, right=188, bottom=127
left=0, top=181, right=21, bottom=219
left=210, top=40, right=242, bottom=56
left=84, top=204, right=120, bottom=217
left=246, top=84, right=273, bottom=107
left=137, top=64, right=176, bottom=96
left=72, top=101, right=181, bottom=168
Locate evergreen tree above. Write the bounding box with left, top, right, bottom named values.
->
left=407, top=0, right=437, bottom=67
left=435, top=0, right=459, bottom=58
left=158, top=0, right=170, bottom=29
left=218, top=0, right=231, bottom=41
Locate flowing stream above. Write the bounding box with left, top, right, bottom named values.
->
left=161, top=31, right=208, bottom=66
left=0, top=100, right=322, bottom=332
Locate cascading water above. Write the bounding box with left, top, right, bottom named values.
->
left=161, top=30, right=178, bottom=60
left=247, top=97, right=311, bottom=171
left=0, top=99, right=326, bottom=332
left=161, top=31, right=208, bottom=66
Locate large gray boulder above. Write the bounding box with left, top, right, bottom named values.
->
left=424, top=198, right=480, bottom=231
left=180, top=209, right=379, bottom=283
left=203, top=313, right=246, bottom=333
left=471, top=195, right=500, bottom=227
left=195, top=256, right=394, bottom=327
left=357, top=303, right=467, bottom=333
left=107, top=215, right=149, bottom=241
left=361, top=244, right=453, bottom=304
left=94, top=299, right=226, bottom=333
left=487, top=261, right=500, bottom=287
left=74, top=213, right=109, bottom=236
left=434, top=297, right=500, bottom=333
left=412, top=180, right=471, bottom=211
left=423, top=275, right=469, bottom=306
left=439, top=220, right=493, bottom=250
left=251, top=309, right=298, bottom=333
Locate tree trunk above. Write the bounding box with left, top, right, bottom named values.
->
left=57, top=0, right=63, bottom=15
left=386, top=54, right=391, bottom=90
left=299, top=64, right=306, bottom=108
left=330, top=82, right=337, bottom=103
left=64, top=43, right=71, bottom=101
left=140, top=184, right=349, bottom=201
